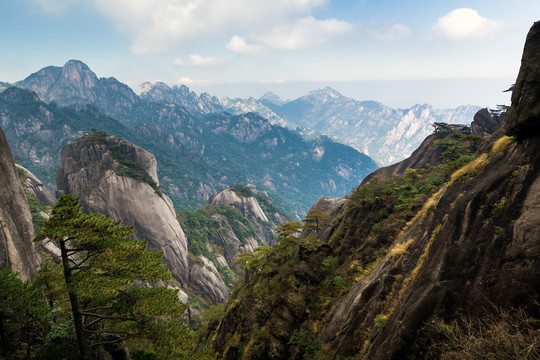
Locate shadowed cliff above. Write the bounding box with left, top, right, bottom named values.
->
left=207, top=21, right=540, bottom=360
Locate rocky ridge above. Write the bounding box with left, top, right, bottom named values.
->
left=208, top=22, right=540, bottom=360
left=15, top=60, right=141, bottom=126
left=218, top=87, right=480, bottom=165
left=178, top=187, right=290, bottom=308
left=210, top=189, right=269, bottom=236
left=139, top=82, right=223, bottom=116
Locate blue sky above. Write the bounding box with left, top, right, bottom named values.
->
left=0, top=0, right=538, bottom=108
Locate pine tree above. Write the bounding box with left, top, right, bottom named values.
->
left=302, top=210, right=331, bottom=237
left=36, top=195, right=191, bottom=359
left=0, top=268, right=50, bottom=359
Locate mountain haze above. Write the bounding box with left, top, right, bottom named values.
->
left=140, top=81, right=480, bottom=166
left=225, top=87, right=480, bottom=165
left=8, top=62, right=377, bottom=214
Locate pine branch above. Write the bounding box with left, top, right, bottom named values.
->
left=85, top=305, right=113, bottom=312
left=80, top=311, right=142, bottom=324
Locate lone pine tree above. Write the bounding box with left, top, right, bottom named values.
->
left=36, top=195, right=191, bottom=359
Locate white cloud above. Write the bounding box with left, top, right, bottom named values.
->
left=256, top=16, right=355, bottom=50
left=366, top=22, right=412, bottom=42
left=433, top=8, right=504, bottom=40
left=173, top=55, right=225, bottom=68
left=177, top=77, right=209, bottom=86
left=173, top=57, right=184, bottom=66
left=226, top=16, right=354, bottom=55
left=226, top=36, right=264, bottom=55
left=187, top=54, right=224, bottom=67
left=91, top=0, right=330, bottom=54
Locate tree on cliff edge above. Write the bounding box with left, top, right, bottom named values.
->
left=36, top=195, right=191, bottom=359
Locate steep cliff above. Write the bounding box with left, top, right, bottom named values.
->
left=190, top=255, right=230, bottom=304
left=16, top=164, right=56, bottom=206
left=211, top=189, right=269, bottom=224
left=56, top=131, right=189, bottom=285
left=208, top=22, right=540, bottom=360
left=209, top=187, right=278, bottom=244
left=505, top=23, right=540, bottom=141
left=361, top=122, right=483, bottom=184
left=179, top=189, right=290, bottom=309
left=471, top=108, right=505, bottom=137
left=0, top=126, right=41, bottom=281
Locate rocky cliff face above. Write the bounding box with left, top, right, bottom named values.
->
left=209, top=187, right=294, bottom=245
left=211, top=189, right=268, bottom=227
left=16, top=164, right=56, bottom=206
left=190, top=255, right=229, bottom=304
left=209, top=22, right=540, bottom=360
left=471, top=108, right=505, bottom=137
left=177, top=187, right=290, bottom=308
left=505, top=21, right=540, bottom=141
left=56, top=132, right=189, bottom=285
left=0, top=126, right=41, bottom=281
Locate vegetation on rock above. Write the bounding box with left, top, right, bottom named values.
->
left=203, top=117, right=540, bottom=359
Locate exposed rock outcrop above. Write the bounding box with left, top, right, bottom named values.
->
left=16, top=164, right=56, bottom=206
left=361, top=123, right=477, bottom=184
left=16, top=60, right=140, bottom=126
left=190, top=255, right=229, bottom=304
left=210, top=188, right=275, bottom=243
left=56, top=132, right=189, bottom=285
left=210, top=189, right=268, bottom=223
left=319, top=133, right=540, bottom=358
left=0, top=126, right=41, bottom=281
left=471, top=108, right=505, bottom=137
left=505, top=21, right=540, bottom=141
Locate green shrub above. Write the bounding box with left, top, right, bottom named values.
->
left=375, top=314, right=388, bottom=329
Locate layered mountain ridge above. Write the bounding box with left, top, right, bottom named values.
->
left=4, top=67, right=377, bottom=214
left=140, top=81, right=480, bottom=165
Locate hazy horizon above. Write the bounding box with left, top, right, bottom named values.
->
left=1, top=1, right=537, bottom=109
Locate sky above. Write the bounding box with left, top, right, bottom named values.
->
left=0, top=0, right=538, bottom=108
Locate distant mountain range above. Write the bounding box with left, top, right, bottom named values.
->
left=140, top=83, right=480, bottom=165
left=2, top=60, right=377, bottom=215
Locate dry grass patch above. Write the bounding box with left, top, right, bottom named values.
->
left=450, top=153, right=489, bottom=184
left=491, top=135, right=515, bottom=155
left=430, top=309, right=539, bottom=360
left=389, top=238, right=415, bottom=259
